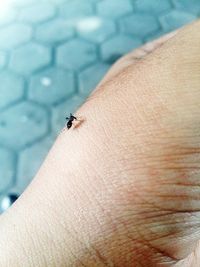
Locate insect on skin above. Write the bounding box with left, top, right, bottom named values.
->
left=65, top=113, right=77, bottom=129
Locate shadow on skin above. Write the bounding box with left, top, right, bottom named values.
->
left=73, top=116, right=85, bottom=129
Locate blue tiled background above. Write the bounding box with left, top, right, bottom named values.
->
left=0, top=0, right=199, bottom=211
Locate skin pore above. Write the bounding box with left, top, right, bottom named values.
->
left=1, top=21, right=200, bottom=267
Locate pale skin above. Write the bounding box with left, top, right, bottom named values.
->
left=1, top=20, right=200, bottom=267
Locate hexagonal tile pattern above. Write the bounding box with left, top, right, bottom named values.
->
left=52, top=94, right=85, bottom=134
left=19, top=3, right=56, bottom=23
left=29, top=67, right=75, bottom=105
left=56, top=39, right=97, bottom=70
left=35, top=19, right=74, bottom=44
left=0, top=23, right=32, bottom=50
left=160, top=10, right=197, bottom=32
left=0, top=102, right=48, bottom=149
left=0, top=147, right=15, bottom=193
left=120, top=14, right=160, bottom=38
left=77, top=17, right=116, bottom=43
left=79, top=63, right=109, bottom=95
left=135, top=0, right=171, bottom=14
left=10, top=42, right=51, bottom=75
left=172, top=0, right=200, bottom=15
left=0, top=71, right=24, bottom=110
left=0, top=0, right=200, bottom=204
left=59, top=0, right=93, bottom=20
left=17, top=135, right=54, bottom=192
left=101, top=34, right=142, bottom=62
left=97, top=0, right=133, bottom=18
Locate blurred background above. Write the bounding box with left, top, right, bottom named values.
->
left=0, top=0, right=199, bottom=213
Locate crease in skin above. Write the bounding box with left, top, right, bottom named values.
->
left=121, top=140, right=200, bottom=260
left=77, top=80, right=200, bottom=265
left=131, top=229, right=178, bottom=266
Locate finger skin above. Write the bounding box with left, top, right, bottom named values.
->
left=1, top=20, right=200, bottom=267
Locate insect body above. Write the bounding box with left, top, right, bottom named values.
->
left=66, top=113, right=77, bottom=129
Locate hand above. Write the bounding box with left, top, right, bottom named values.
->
left=1, top=21, right=200, bottom=267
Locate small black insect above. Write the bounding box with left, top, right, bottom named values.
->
left=65, top=113, right=77, bottom=129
